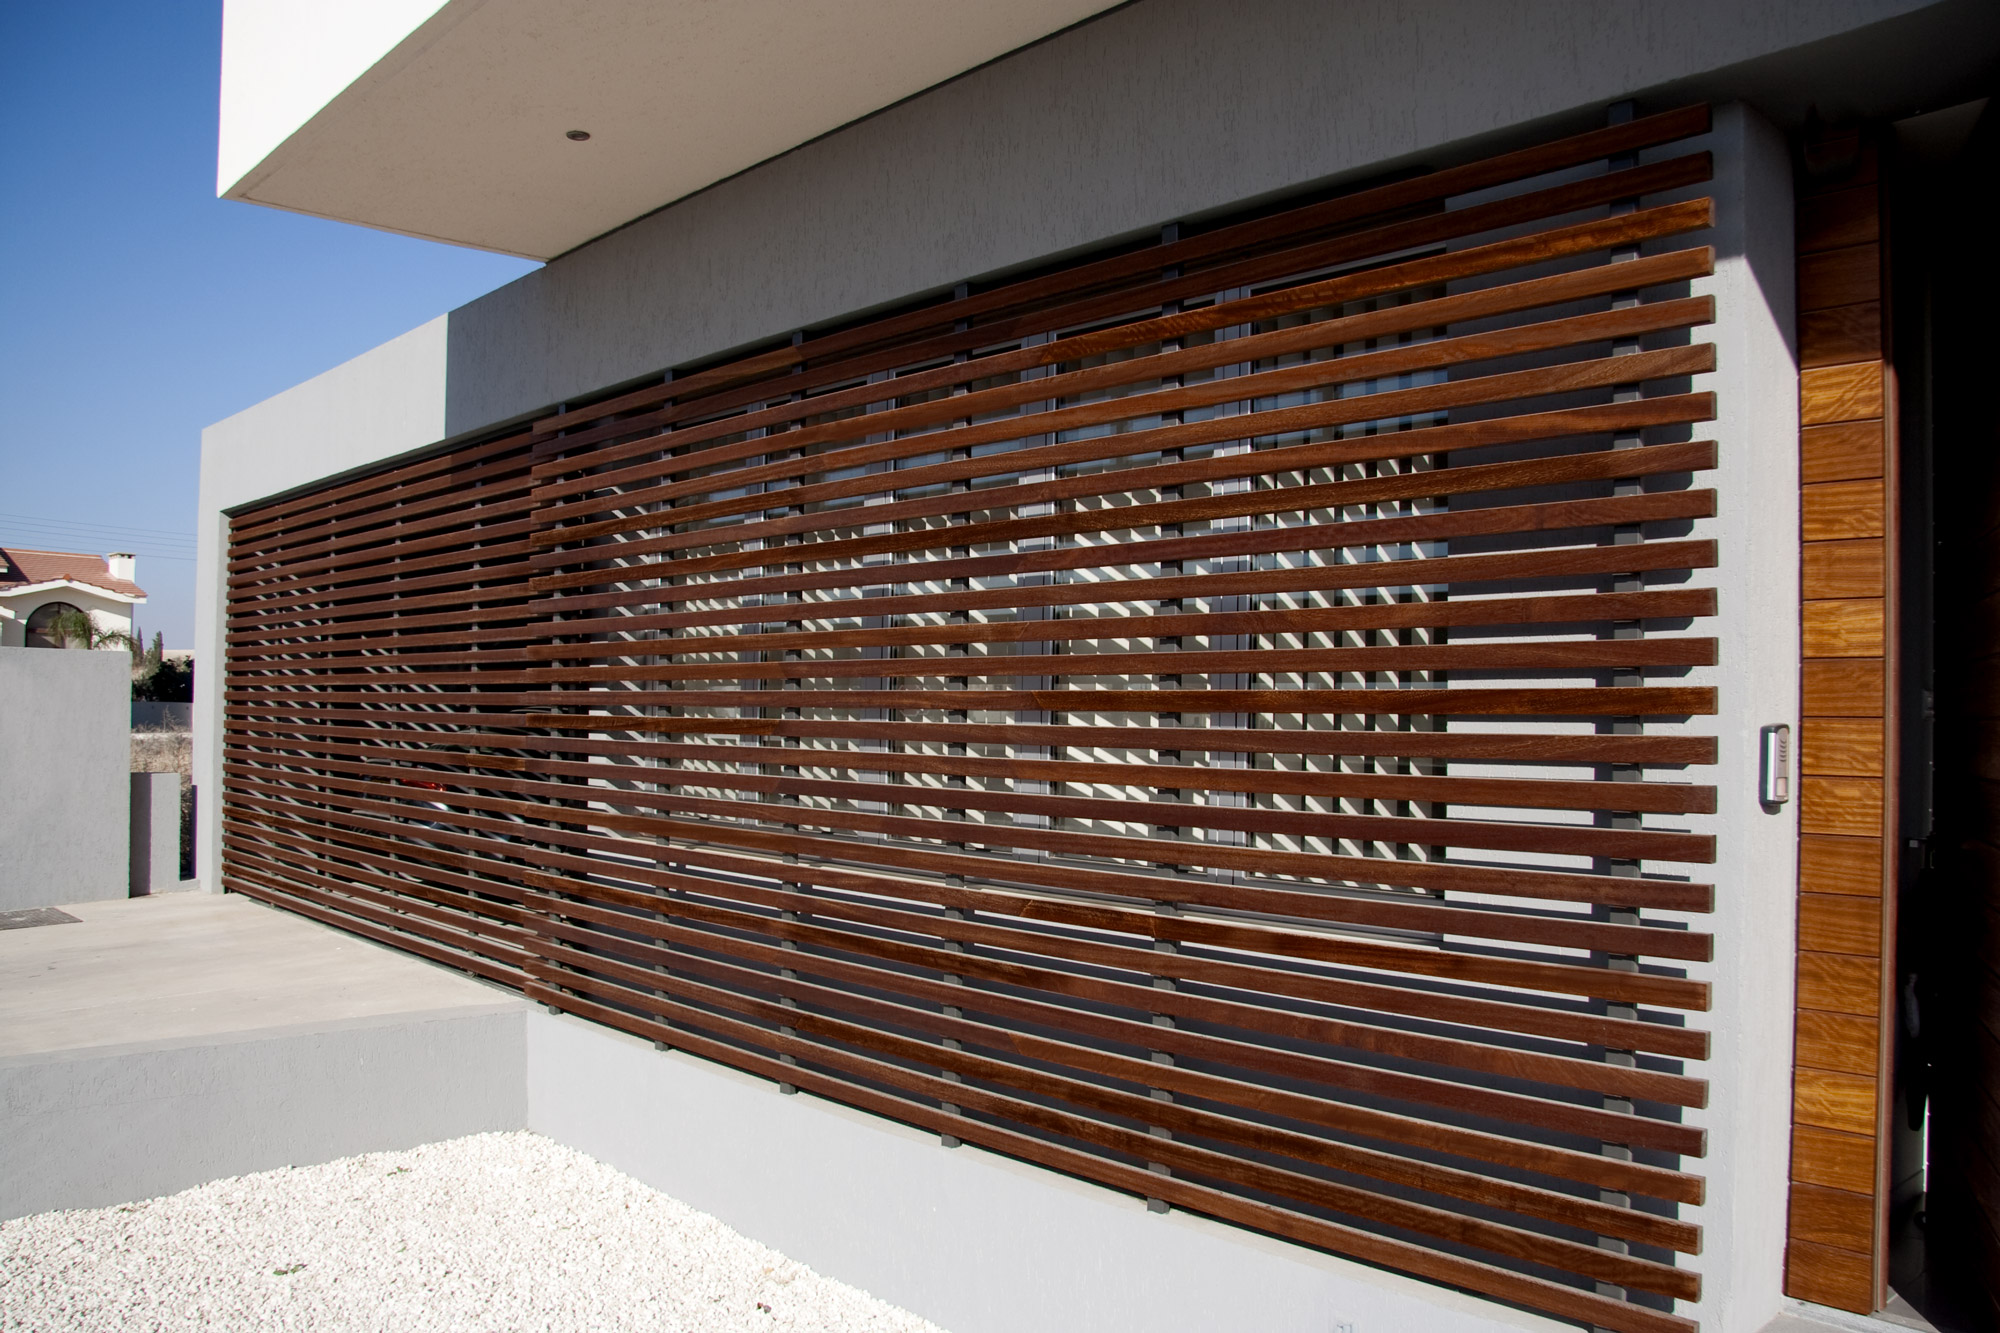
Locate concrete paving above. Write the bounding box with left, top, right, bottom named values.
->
left=0, top=891, right=517, bottom=1059
left=0, top=891, right=528, bottom=1219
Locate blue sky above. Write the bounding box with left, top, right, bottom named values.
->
left=0, top=4, right=537, bottom=649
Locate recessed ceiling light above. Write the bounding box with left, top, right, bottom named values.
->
left=565, top=130, right=591, bottom=142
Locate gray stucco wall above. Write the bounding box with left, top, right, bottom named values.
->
left=440, top=0, right=1964, bottom=435
left=0, top=647, right=130, bottom=910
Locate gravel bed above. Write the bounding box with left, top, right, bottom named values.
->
left=0, top=1132, right=948, bottom=1333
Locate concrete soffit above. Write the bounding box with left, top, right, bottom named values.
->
left=217, top=0, right=1125, bottom=260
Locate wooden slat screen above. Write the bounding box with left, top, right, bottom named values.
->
left=224, top=105, right=1723, bottom=1333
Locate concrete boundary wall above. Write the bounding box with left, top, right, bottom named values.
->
left=0, top=647, right=130, bottom=911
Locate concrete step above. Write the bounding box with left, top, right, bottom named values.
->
left=0, top=893, right=527, bottom=1219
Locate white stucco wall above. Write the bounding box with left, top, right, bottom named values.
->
left=1675, top=101, right=1804, bottom=1333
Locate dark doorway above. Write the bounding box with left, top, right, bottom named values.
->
left=1888, top=93, right=2000, bottom=1333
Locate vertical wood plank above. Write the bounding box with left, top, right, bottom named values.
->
left=1787, top=126, right=1894, bottom=1316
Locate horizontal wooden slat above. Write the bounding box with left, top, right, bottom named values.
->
left=535, top=310, right=1716, bottom=539
left=520, top=935, right=1697, bottom=1298
left=221, top=765, right=1722, bottom=934
left=522, top=539, right=1718, bottom=643
left=495, top=758, right=1713, bottom=866
left=531, top=407, right=1718, bottom=598
left=529, top=983, right=1696, bottom=1333
left=515, top=876, right=1705, bottom=1114
left=220, top=711, right=1720, bottom=767
left=375, top=638, right=1713, bottom=682
left=532, top=485, right=1720, bottom=617
left=221, top=794, right=1709, bottom=1064
left=540, top=247, right=1717, bottom=504
left=525, top=586, right=1720, bottom=661
left=509, top=682, right=1715, bottom=716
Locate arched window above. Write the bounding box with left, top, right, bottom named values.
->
left=24, top=602, right=84, bottom=649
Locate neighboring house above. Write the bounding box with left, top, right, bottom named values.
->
left=195, top=5, right=2000, bottom=1333
left=0, top=548, right=146, bottom=648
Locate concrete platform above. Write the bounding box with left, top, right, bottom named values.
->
left=0, top=892, right=527, bottom=1219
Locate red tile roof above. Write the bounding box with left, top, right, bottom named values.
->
left=0, top=547, right=147, bottom=599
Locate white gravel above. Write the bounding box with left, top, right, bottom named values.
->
left=0, top=1132, right=949, bottom=1333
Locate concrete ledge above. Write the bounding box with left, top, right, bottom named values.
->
left=0, top=1006, right=526, bottom=1219
left=525, top=1010, right=1566, bottom=1333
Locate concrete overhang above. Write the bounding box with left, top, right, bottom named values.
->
left=218, top=0, right=1123, bottom=260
